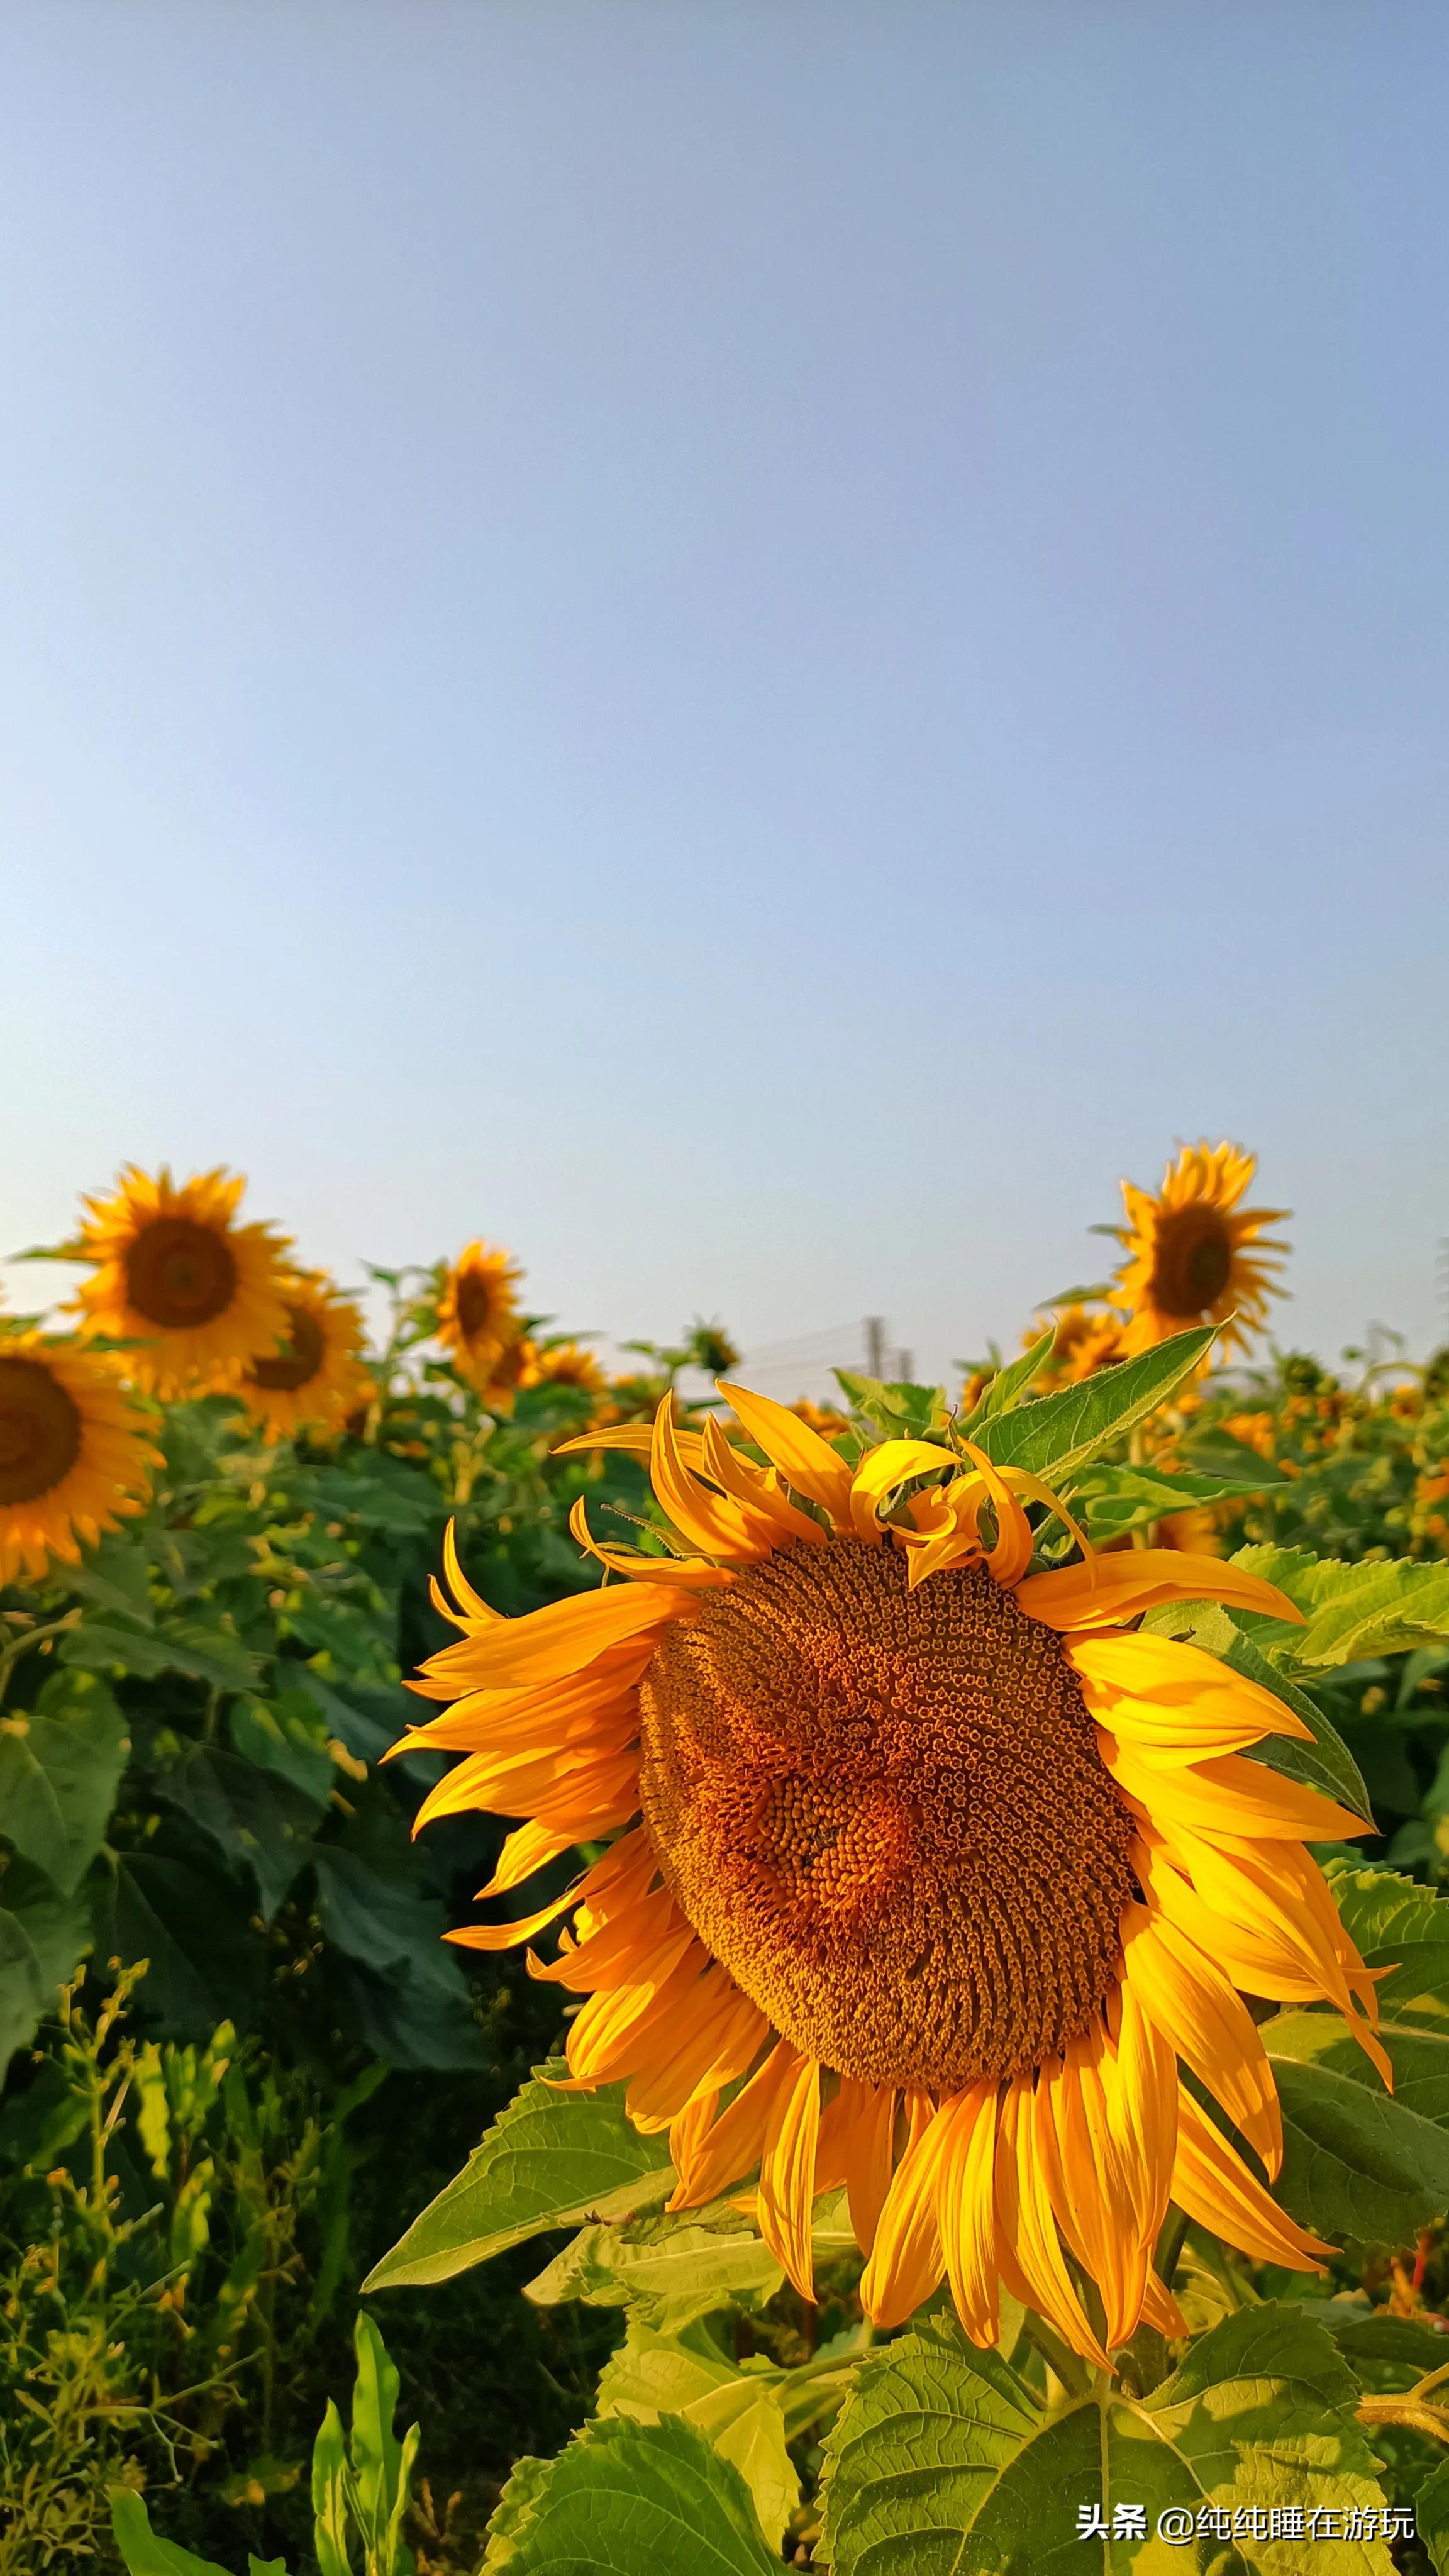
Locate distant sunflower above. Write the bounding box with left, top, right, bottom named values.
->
left=435, top=1241, right=523, bottom=1388
left=398, top=1385, right=1380, bottom=2365
left=521, top=1341, right=609, bottom=1399
left=0, top=1333, right=162, bottom=1584
left=235, top=1274, right=372, bottom=1443
left=1111, top=1143, right=1289, bottom=1361
left=1035, top=1305, right=1128, bottom=1387
left=73, top=1165, right=292, bottom=1399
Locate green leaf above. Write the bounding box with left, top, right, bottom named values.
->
left=596, top=2321, right=799, bottom=2550
left=65, top=1533, right=156, bottom=1624
left=1263, top=2010, right=1449, bottom=2238
left=362, top=2062, right=672, bottom=2290
left=160, top=1744, right=319, bottom=1919
left=480, top=2412, right=779, bottom=2574
left=0, top=1670, right=128, bottom=1892
left=311, top=2398, right=352, bottom=2576
left=61, top=1613, right=263, bottom=1692
left=1232, top=1546, right=1449, bottom=1670
left=833, top=1374, right=950, bottom=1441
left=304, top=1467, right=438, bottom=1535
left=0, top=1863, right=92, bottom=2081
left=970, top=1324, right=1218, bottom=1484
left=956, top=1328, right=1056, bottom=1435
left=93, top=1852, right=264, bottom=2036
left=109, top=2489, right=237, bottom=2576
left=525, top=2207, right=785, bottom=2333
left=1067, top=1458, right=1287, bottom=1543
left=1140, top=1597, right=1373, bottom=1822
left=230, top=1692, right=336, bottom=1802
left=818, top=2306, right=1393, bottom=2574
left=1324, top=1863, right=1443, bottom=1957
left=348, top=2314, right=417, bottom=2576
left=1331, top=2309, right=1449, bottom=2374
left=1416, top=2456, right=1449, bottom=2575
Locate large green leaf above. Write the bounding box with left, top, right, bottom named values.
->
left=1325, top=1865, right=1443, bottom=1957
left=0, top=1669, right=128, bottom=1892
left=970, top=1325, right=1217, bottom=1484
left=956, top=1328, right=1056, bottom=1435
left=363, top=2062, right=672, bottom=2290
left=1067, top=1458, right=1288, bottom=1543
left=92, top=1852, right=264, bottom=2035
left=1417, top=2457, right=1449, bottom=2576
left=1263, top=2010, right=1449, bottom=2239
left=525, top=2205, right=785, bottom=2333
left=1231, top=1546, right=1449, bottom=1671
left=480, top=2412, right=779, bottom=2574
left=160, top=1744, right=320, bottom=1919
left=818, top=2306, right=1393, bottom=2573
left=62, top=1611, right=263, bottom=1692
left=109, top=2488, right=253, bottom=2575
left=0, top=1861, right=92, bottom=2081
left=596, top=2320, right=800, bottom=2549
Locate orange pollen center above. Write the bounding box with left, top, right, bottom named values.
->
left=0, top=1358, right=84, bottom=1506
left=637, top=1540, right=1134, bottom=2091
left=125, top=1218, right=238, bottom=1331
left=248, top=1304, right=328, bottom=1392
left=1151, top=1207, right=1233, bottom=1316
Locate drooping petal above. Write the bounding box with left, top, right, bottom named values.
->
left=757, top=2053, right=823, bottom=2301
left=665, top=2041, right=802, bottom=2212
left=1014, top=1552, right=1304, bottom=1634
left=1172, top=2088, right=1333, bottom=2272
left=715, top=1382, right=856, bottom=1527
left=1120, top=1906, right=1282, bottom=2179
left=859, top=2100, right=951, bottom=2329
left=992, top=2079, right=1112, bottom=2370
left=936, top=2085, right=999, bottom=2348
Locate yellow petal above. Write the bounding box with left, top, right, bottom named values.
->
left=716, top=1382, right=856, bottom=1526
left=756, top=2053, right=823, bottom=2302
left=1121, top=1904, right=1282, bottom=2178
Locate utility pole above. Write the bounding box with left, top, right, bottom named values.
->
left=864, top=1316, right=886, bottom=1378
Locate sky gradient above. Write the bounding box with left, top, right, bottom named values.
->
left=4, top=5, right=1447, bottom=1389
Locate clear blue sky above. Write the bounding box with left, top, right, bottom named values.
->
left=4, top=4, right=1446, bottom=1387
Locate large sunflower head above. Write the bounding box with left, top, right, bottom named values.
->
left=233, top=1273, right=372, bottom=1444
left=397, top=1384, right=1380, bottom=2369
left=435, top=1241, right=523, bottom=1389
left=1111, top=1141, right=1289, bottom=1362
left=71, top=1165, right=294, bottom=1399
left=0, top=1330, right=162, bottom=1584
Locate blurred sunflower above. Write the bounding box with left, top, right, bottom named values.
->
left=521, top=1340, right=609, bottom=1399
left=399, top=1385, right=1382, bottom=2366
left=1035, top=1304, right=1128, bottom=1387
left=435, top=1241, right=523, bottom=1388
left=1110, top=1142, right=1289, bottom=1361
left=72, top=1165, right=292, bottom=1399
left=235, top=1274, right=371, bottom=1443
left=0, top=1332, right=162, bottom=1582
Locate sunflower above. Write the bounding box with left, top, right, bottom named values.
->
left=397, top=1386, right=1383, bottom=2368
left=0, top=1331, right=162, bottom=1584
left=233, top=1274, right=372, bottom=1443
left=435, top=1241, right=523, bottom=1388
left=521, top=1341, right=610, bottom=1399
left=72, top=1165, right=293, bottom=1399
left=1110, top=1142, right=1289, bottom=1361
left=1033, top=1305, right=1128, bottom=1387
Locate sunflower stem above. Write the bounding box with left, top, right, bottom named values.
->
left=1016, top=2310, right=1091, bottom=2401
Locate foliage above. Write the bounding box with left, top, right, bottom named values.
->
left=9, top=1179, right=1449, bottom=2570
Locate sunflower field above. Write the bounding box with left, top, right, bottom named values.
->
left=4, top=1150, right=1449, bottom=2576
